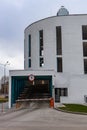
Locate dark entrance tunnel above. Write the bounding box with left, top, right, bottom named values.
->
left=11, top=76, right=52, bottom=107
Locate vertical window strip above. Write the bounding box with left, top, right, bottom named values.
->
left=39, top=30, right=44, bottom=67
left=28, top=35, right=31, bottom=57
left=83, top=42, right=87, bottom=57
left=57, top=57, right=63, bottom=72
left=82, top=25, right=87, bottom=74
left=56, top=26, right=62, bottom=55
left=40, top=57, right=44, bottom=67
left=82, top=25, right=87, bottom=40
left=39, top=30, right=43, bottom=56
left=28, top=59, right=31, bottom=68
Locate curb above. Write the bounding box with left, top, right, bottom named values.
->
left=54, top=108, right=87, bottom=115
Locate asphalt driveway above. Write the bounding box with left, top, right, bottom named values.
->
left=0, top=105, right=87, bottom=130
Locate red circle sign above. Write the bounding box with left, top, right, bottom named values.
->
left=29, top=74, right=35, bottom=82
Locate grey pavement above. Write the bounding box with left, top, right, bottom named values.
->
left=0, top=104, right=87, bottom=130
left=0, top=102, right=8, bottom=113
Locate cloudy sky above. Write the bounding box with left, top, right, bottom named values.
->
left=0, top=0, right=87, bottom=78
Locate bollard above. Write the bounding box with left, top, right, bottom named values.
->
left=50, top=98, right=54, bottom=108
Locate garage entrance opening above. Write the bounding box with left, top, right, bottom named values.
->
left=11, top=76, right=52, bottom=107
left=20, top=79, right=50, bottom=99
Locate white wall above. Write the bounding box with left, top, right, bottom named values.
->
left=9, top=69, right=87, bottom=107
left=24, top=15, right=87, bottom=75
left=54, top=74, right=87, bottom=104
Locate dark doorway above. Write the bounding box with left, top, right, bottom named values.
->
left=11, top=75, right=52, bottom=107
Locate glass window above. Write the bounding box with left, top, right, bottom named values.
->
left=28, top=35, right=31, bottom=57
left=39, top=30, right=44, bottom=56
left=40, top=58, right=44, bottom=67
left=82, top=25, right=87, bottom=40
left=55, top=88, right=68, bottom=102
left=56, top=26, right=62, bottom=55
left=83, top=42, right=87, bottom=56
left=84, top=59, right=87, bottom=74
left=57, top=57, right=63, bottom=72
left=28, top=59, right=31, bottom=68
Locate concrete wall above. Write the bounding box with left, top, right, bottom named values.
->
left=24, top=15, right=87, bottom=75
left=54, top=73, right=87, bottom=104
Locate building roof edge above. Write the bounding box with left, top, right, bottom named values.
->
left=24, top=14, right=87, bottom=31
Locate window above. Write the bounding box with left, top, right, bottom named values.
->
left=39, top=30, right=44, bottom=56
left=28, top=59, right=31, bottom=68
left=57, top=57, right=63, bottom=72
left=56, top=26, right=62, bottom=55
left=82, top=26, right=87, bottom=74
left=55, top=88, right=68, bottom=102
left=39, top=30, right=44, bottom=68
left=83, top=42, right=87, bottom=56
left=61, top=88, right=68, bottom=96
left=40, top=58, right=44, bottom=67
left=84, top=59, right=87, bottom=74
left=82, top=25, right=87, bottom=40
left=28, top=35, right=31, bottom=57
left=24, top=60, right=25, bottom=68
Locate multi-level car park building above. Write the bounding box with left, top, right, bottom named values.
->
left=9, top=6, right=87, bottom=108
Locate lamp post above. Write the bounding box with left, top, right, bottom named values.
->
left=0, top=61, right=10, bottom=95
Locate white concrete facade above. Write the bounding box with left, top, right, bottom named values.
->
left=24, top=15, right=85, bottom=74
left=9, top=7, right=87, bottom=108
left=24, top=14, right=87, bottom=104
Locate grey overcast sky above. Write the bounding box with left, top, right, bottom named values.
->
left=0, top=0, right=87, bottom=78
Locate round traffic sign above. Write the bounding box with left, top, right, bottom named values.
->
left=28, top=74, right=35, bottom=82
